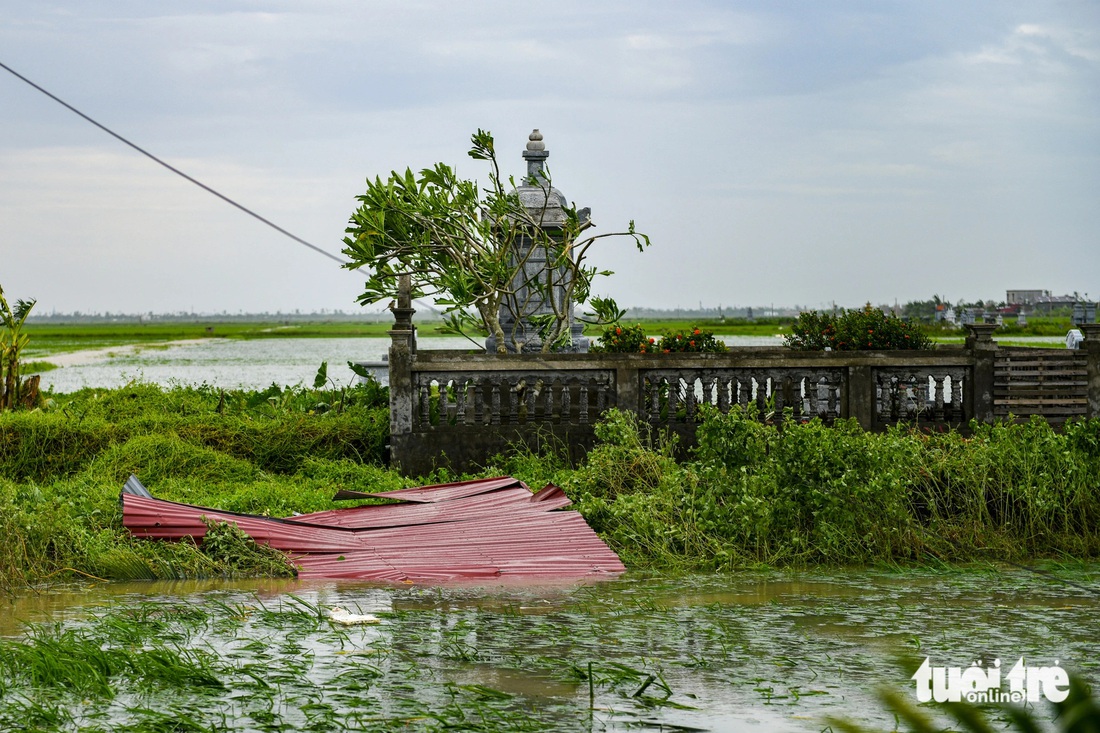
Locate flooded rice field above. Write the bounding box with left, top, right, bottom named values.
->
left=33, top=335, right=785, bottom=392
left=34, top=336, right=410, bottom=393
left=2, top=568, right=1097, bottom=732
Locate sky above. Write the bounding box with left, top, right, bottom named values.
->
left=1, top=1, right=1098, bottom=316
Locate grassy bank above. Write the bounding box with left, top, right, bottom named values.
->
left=0, top=381, right=392, bottom=590
left=1, top=383, right=1099, bottom=589
left=22, top=321, right=420, bottom=358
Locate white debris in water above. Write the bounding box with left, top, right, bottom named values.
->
left=328, top=607, right=382, bottom=625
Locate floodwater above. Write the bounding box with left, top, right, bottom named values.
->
left=1, top=568, right=1096, bottom=732
left=33, top=335, right=784, bottom=392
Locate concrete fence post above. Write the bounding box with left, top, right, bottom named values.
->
left=965, top=323, right=998, bottom=424
left=388, top=274, right=417, bottom=471
left=845, top=365, right=875, bottom=430
left=615, top=362, right=642, bottom=417
left=1079, top=323, right=1100, bottom=418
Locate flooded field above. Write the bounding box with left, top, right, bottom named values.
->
left=2, top=568, right=1096, bottom=732
left=32, top=336, right=418, bottom=393
left=33, top=335, right=784, bottom=392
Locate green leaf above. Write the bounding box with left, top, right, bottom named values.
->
left=347, top=361, right=371, bottom=379
left=313, top=361, right=329, bottom=389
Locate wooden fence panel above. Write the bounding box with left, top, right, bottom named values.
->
left=993, top=348, right=1088, bottom=421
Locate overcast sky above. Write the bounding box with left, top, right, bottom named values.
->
left=2, top=1, right=1097, bottom=315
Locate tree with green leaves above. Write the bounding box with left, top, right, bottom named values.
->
left=342, top=129, right=648, bottom=353
left=0, top=284, right=38, bottom=411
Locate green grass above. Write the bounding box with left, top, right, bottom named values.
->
left=22, top=315, right=1081, bottom=360
left=1, top=379, right=1099, bottom=589
left=486, top=409, right=1100, bottom=570
left=0, top=381, right=393, bottom=589
left=615, top=317, right=794, bottom=337
left=22, top=321, right=426, bottom=358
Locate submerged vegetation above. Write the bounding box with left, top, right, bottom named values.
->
left=0, top=572, right=1096, bottom=732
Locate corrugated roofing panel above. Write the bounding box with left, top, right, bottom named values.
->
left=121, top=476, right=624, bottom=581
left=355, top=476, right=527, bottom=503
left=294, top=482, right=564, bottom=530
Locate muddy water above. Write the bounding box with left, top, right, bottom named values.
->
left=2, top=568, right=1096, bottom=732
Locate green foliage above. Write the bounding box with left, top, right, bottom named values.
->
left=564, top=409, right=1100, bottom=569
left=591, top=324, right=727, bottom=354
left=342, top=129, right=649, bottom=352
left=590, top=324, right=656, bottom=353
left=199, top=518, right=297, bottom=578
left=656, top=325, right=726, bottom=353
left=0, top=621, right=226, bottom=699
left=0, top=283, right=39, bottom=411
left=0, top=381, right=395, bottom=588
left=785, top=304, right=932, bottom=350
left=3, top=378, right=1100, bottom=588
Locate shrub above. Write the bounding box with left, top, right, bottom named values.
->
left=592, top=324, right=727, bottom=354
left=591, top=324, right=655, bottom=353
left=656, top=326, right=726, bottom=353
left=564, top=408, right=1100, bottom=569
left=785, top=304, right=932, bottom=350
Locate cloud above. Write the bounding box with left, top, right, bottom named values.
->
left=1, top=0, right=1097, bottom=313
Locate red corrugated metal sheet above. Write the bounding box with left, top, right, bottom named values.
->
left=121, top=476, right=624, bottom=581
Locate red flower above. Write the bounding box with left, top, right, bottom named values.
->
left=689, top=340, right=696, bottom=347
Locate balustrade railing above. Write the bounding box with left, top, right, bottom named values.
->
left=874, top=369, right=967, bottom=425
left=413, top=371, right=615, bottom=427
left=385, top=317, right=1100, bottom=474
left=640, top=368, right=844, bottom=424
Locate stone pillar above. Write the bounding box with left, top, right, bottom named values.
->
left=1079, top=323, right=1100, bottom=418
left=615, top=363, right=641, bottom=417
left=965, top=323, right=998, bottom=424
left=485, top=129, right=589, bottom=354
left=388, top=274, right=416, bottom=472
left=846, top=365, right=875, bottom=430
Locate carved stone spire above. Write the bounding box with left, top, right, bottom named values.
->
left=522, top=129, right=549, bottom=183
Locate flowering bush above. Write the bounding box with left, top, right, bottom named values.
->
left=657, top=326, right=726, bottom=353
left=784, top=304, right=932, bottom=351
left=591, top=324, right=656, bottom=353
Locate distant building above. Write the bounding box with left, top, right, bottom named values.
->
left=1034, top=294, right=1079, bottom=314
left=1006, top=289, right=1050, bottom=306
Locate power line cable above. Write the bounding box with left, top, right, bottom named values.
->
left=0, top=59, right=349, bottom=265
